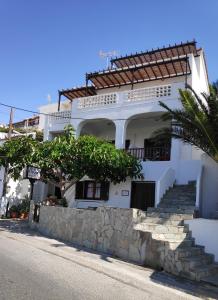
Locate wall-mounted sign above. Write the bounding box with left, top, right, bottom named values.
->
left=26, top=166, right=41, bottom=180
left=121, top=190, right=129, bottom=196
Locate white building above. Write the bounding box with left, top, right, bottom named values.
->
left=0, top=124, right=40, bottom=215
left=38, top=40, right=218, bottom=218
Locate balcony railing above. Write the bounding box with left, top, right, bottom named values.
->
left=78, top=93, right=117, bottom=109
left=124, top=85, right=171, bottom=102
left=48, top=110, right=71, bottom=126
left=127, top=146, right=171, bottom=161
left=76, top=84, right=173, bottom=110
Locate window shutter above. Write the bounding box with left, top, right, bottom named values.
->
left=100, top=181, right=110, bottom=201
left=75, top=181, right=84, bottom=199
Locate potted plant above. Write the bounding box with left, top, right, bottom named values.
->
left=42, top=195, right=58, bottom=206
left=18, top=198, right=30, bottom=219
left=9, top=205, right=19, bottom=218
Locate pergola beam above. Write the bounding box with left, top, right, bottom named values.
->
left=88, top=57, right=190, bottom=89
left=111, top=40, right=197, bottom=68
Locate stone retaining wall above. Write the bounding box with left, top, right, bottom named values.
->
left=29, top=202, right=157, bottom=265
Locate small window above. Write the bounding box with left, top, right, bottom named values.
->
left=75, top=181, right=110, bottom=201
left=85, top=181, right=101, bottom=200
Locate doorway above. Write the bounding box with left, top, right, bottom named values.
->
left=130, top=181, right=155, bottom=211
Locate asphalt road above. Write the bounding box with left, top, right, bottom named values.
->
left=0, top=220, right=217, bottom=300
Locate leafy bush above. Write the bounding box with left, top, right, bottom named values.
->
left=17, top=198, right=30, bottom=214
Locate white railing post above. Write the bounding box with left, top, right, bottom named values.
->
left=196, top=165, right=203, bottom=209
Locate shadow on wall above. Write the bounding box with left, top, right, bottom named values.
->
left=0, top=179, right=30, bottom=215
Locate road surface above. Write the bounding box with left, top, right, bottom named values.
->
left=0, top=220, right=217, bottom=300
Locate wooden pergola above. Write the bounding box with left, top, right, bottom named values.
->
left=58, top=86, right=96, bottom=110
left=111, top=40, right=198, bottom=68
left=87, top=57, right=191, bottom=90
left=58, top=40, right=197, bottom=110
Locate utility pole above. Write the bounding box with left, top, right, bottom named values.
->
left=8, top=107, right=14, bottom=140
left=3, top=108, right=14, bottom=216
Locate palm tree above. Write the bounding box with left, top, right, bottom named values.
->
left=154, top=83, right=218, bottom=162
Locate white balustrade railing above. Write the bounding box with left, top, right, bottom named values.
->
left=76, top=85, right=172, bottom=109
left=78, top=93, right=117, bottom=109
left=124, top=85, right=172, bottom=102
left=48, top=110, right=71, bottom=125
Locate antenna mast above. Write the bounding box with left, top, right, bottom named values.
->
left=99, top=50, right=118, bottom=68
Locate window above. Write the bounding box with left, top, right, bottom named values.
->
left=85, top=182, right=101, bottom=199
left=75, top=181, right=110, bottom=201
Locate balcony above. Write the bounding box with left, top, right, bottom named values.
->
left=76, top=84, right=173, bottom=110
left=47, top=110, right=72, bottom=131
left=127, top=146, right=171, bottom=161
left=47, top=82, right=184, bottom=132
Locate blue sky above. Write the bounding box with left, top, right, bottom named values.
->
left=0, top=0, right=217, bottom=123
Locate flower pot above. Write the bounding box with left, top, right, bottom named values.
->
left=20, top=212, right=29, bottom=219
left=10, top=212, right=18, bottom=218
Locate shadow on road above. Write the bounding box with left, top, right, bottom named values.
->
left=0, top=219, right=113, bottom=263
left=150, top=271, right=218, bottom=300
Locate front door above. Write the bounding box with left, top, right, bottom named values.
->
left=131, top=181, right=155, bottom=211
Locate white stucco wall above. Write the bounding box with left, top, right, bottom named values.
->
left=38, top=100, right=71, bottom=131
left=201, top=154, right=218, bottom=218
left=0, top=167, right=4, bottom=198
left=69, top=180, right=132, bottom=209
left=185, top=219, right=218, bottom=262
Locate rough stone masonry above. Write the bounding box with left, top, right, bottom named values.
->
left=29, top=203, right=155, bottom=265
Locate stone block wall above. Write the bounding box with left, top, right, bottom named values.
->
left=29, top=202, right=156, bottom=265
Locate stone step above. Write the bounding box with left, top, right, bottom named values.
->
left=181, top=253, right=214, bottom=270
left=160, top=199, right=195, bottom=203
left=191, top=263, right=218, bottom=281
left=147, top=207, right=195, bottom=214
left=163, top=196, right=196, bottom=201
left=159, top=201, right=196, bottom=205
left=152, top=232, right=191, bottom=241
left=158, top=204, right=196, bottom=210
left=134, top=222, right=189, bottom=234
left=173, top=246, right=204, bottom=259
left=201, top=274, right=218, bottom=287
left=146, top=212, right=193, bottom=220
left=172, top=184, right=195, bottom=189
left=142, top=217, right=184, bottom=226
left=162, top=238, right=195, bottom=250
left=168, top=189, right=195, bottom=194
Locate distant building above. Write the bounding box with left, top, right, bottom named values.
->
left=12, top=115, right=39, bottom=130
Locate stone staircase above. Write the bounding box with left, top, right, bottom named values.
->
left=134, top=183, right=218, bottom=285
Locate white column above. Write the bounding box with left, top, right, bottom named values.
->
left=170, top=138, right=181, bottom=163
left=71, top=119, right=83, bottom=138
left=114, top=120, right=127, bottom=149
left=43, top=115, right=53, bottom=141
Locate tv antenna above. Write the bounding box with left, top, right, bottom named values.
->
left=99, top=50, right=119, bottom=68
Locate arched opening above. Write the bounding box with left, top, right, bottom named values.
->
left=126, top=112, right=171, bottom=161
left=80, top=118, right=116, bottom=143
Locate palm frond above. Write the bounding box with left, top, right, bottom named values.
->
left=156, top=84, right=218, bottom=162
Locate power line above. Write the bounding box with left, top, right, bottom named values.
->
left=0, top=102, right=83, bottom=121
left=0, top=101, right=164, bottom=123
